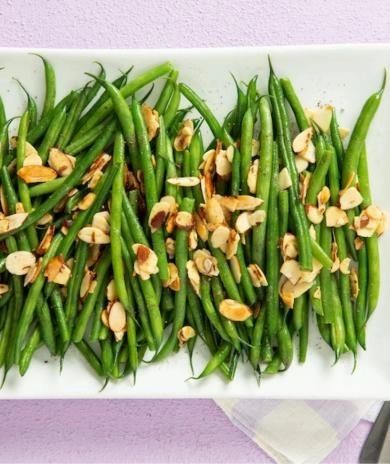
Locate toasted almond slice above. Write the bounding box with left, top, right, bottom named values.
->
left=205, top=197, right=226, bottom=227
left=6, top=251, right=36, bottom=275
left=24, top=141, right=39, bottom=158
left=279, top=167, right=292, bottom=190
left=340, top=257, right=351, bottom=275
left=175, top=211, right=193, bottom=230
left=338, top=127, right=349, bottom=139
left=247, top=159, right=258, bottom=194
left=0, top=218, right=9, bottom=233
left=330, top=241, right=340, bottom=273
left=177, top=326, right=196, bottom=346
left=0, top=187, right=8, bottom=215
left=186, top=260, right=201, bottom=295
left=300, top=259, right=323, bottom=283
left=235, top=212, right=251, bottom=234
left=86, top=245, right=101, bottom=268
left=142, top=104, right=159, bottom=141
left=101, top=309, right=109, bottom=328
left=80, top=270, right=95, bottom=299
left=313, top=286, right=321, bottom=300
left=163, top=262, right=181, bottom=291
left=167, top=176, right=200, bottom=187
left=78, top=226, right=110, bottom=244
left=295, top=156, right=309, bottom=173
left=188, top=229, right=198, bottom=250
left=24, top=258, right=42, bottom=286
left=0, top=284, right=9, bottom=295
left=309, top=224, right=317, bottom=240
left=77, top=192, right=96, bottom=211
left=226, top=145, right=234, bottom=163
left=325, top=206, right=349, bottom=227
left=280, top=259, right=301, bottom=285
left=230, top=256, right=242, bottom=283
left=247, top=264, right=268, bottom=287
left=281, top=233, right=298, bottom=260
left=48, top=148, right=74, bottom=176
left=15, top=202, right=25, bottom=214
left=225, top=229, right=240, bottom=259
left=106, top=280, right=117, bottom=302
left=219, top=299, right=252, bottom=322
left=82, top=153, right=111, bottom=184
left=174, top=119, right=194, bottom=151
left=148, top=201, right=171, bottom=232
left=306, top=205, right=324, bottom=224
left=354, top=237, right=365, bottom=250
left=23, top=152, right=43, bottom=167
left=194, top=212, right=209, bottom=241
left=215, top=147, right=232, bottom=178
left=17, top=165, right=57, bottom=183
left=350, top=267, right=359, bottom=299
left=279, top=276, right=295, bottom=309
left=339, top=186, right=363, bottom=210
left=218, top=195, right=262, bottom=212
left=88, top=169, right=104, bottom=189
left=280, top=279, right=313, bottom=309
left=7, top=212, right=29, bottom=230
left=292, top=127, right=314, bottom=153
left=193, top=249, right=219, bottom=277
left=300, top=171, right=311, bottom=202
left=165, top=237, right=176, bottom=259
left=251, top=139, right=259, bottom=157
left=108, top=301, right=127, bottom=332
left=299, top=140, right=316, bottom=163
left=92, top=211, right=110, bottom=234
left=309, top=105, right=333, bottom=132
left=248, top=210, right=266, bottom=226
left=36, top=225, right=55, bottom=256
left=44, top=256, right=71, bottom=285
left=133, top=244, right=159, bottom=280
left=317, top=186, right=331, bottom=211
left=37, top=213, right=53, bottom=226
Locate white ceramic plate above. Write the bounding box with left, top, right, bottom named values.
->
left=0, top=44, right=389, bottom=399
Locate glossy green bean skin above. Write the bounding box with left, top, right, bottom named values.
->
left=265, top=145, right=281, bottom=338
left=329, top=277, right=346, bottom=359
left=319, top=223, right=334, bottom=324
left=34, top=54, right=56, bottom=118
left=19, top=327, right=41, bottom=376
left=192, top=343, right=231, bottom=380
left=252, top=98, right=274, bottom=268
left=38, top=107, right=67, bottom=163
left=278, top=318, right=293, bottom=369
left=240, top=106, right=254, bottom=194
left=50, top=288, right=70, bottom=346
left=264, top=354, right=282, bottom=374
left=330, top=109, right=345, bottom=166
left=293, top=295, right=304, bottom=332
left=164, top=84, right=181, bottom=129
left=305, top=148, right=331, bottom=205
left=189, top=128, right=203, bottom=207
left=155, top=116, right=167, bottom=198
left=65, top=118, right=113, bottom=155
left=355, top=243, right=368, bottom=349
left=75, top=340, right=103, bottom=377
left=15, top=79, right=38, bottom=129
left=155, top=69, right=179, bottom=114
left=249, top=307, right=266, bottom=369
left=280, top=78, right=310, bottom=131
left=298, top=296, right=309, bottom=363
left=342, top=74, right=385, bottom=187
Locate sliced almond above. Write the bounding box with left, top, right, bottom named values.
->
left=306, top=205, right=324, bottom=224
left=108, top=301, right=127, bottom=332
left=37, top=213, right=53, bottom=226
left=313, top=286, right=321, bottom=300
left=44, top=256, right=71, bottom=285
left=279, top=276, right=295, bottom=309
left=292, top=127, right=314, bottom=153
left=330, top=242, right=340, bottom=273
left=205, top=197, right=226, bottom=229
left=278, top=167, right=292, bottom=190
left=92, top=211, right=110, bottom=234
left=295, top=156, right=309, bottom=173
left=148, top=201, right=171, bottom=233
left=167, top=176, right=200, bottom=187
left=317, top=186, right=331, bottom=212
left=77, top=192, right=96, bottom=211
left=300, top=171, right=311, bottom=203
left=175, top=211, right=193, bottom=230
left=247, top=264, right=268, bottom=287
left=193, top=249, right=219, bottom=277
left=219, top=299, right=252, bottom=322
left=177, top=326, right=196, bottom=346
left=163, top=263, right=180, bottom=291
left=248, top=210, right=266, bottom=226
left=142, top=104, right=159, bottom=141
left=299, top=140, right=316, bottom=164
left=300, top=259, right=323, bottom=283
left=88, top=169, right=104, bottom=189
left=0, top=284, right=9, bottom=295
left=235, top=212, right=251, bottom=234
left=338, top=127, right=349, bottom=140
left=325, top=206, right=349, bottom=228
left=339, top=187, right=363, bottom=210
left=194, top=212, right=209, bottom=241
left=101, top=309, right=109, bottom=327
left=217, top=195, right=262, bottom=212
left=354, top=237, right=365, bottom=250
left=25, top=141, right=39, bottom=158
left=309, top=224, right=317, bottom=240
left=24, top=258, right=42, bottom=286
left=308, top=105, right=333, bottom=132
left=280, top=259, right=301, bottom=285
left=340, top=257, right=351, bottom=275
left=80, top=270, right=96, bottom=299
left=0, top=218, right=9, bottom=233
left=78, top=226, right=110, bottom=244
left=225, top=229, right=240, bottom=259
left=247, top=159, right=258, bottom=194
left=350, top=267, right=359, bottom=299
left=354, top=205, right=384, bottom=237
left=174, top=119, right=194, bottom=151
left=186, top=260, right=201, bottom=295
left=132, top=244, right=159, bottom=280
left=106, top=280, right=117, bottom=302
left=36, top=225, right=55, bottom=256
left=215, top=147, right=232, bottom=179
left=7, top=212, right=29, bottom=230
left=82, top=153, right=111, bottom=185
left=281, top=233, right=298, bottom=260
left=23, top=152, right=43, bottom=167
left=280, top=278, right=313, bottom=309
left=86, top=245, right=101, bottom=268
left=188, top=229, right=198, bottom=250
left=15, top=202, right=25, bottom=214
left=6, top=251, right=36, bottom=275
left=230, top=255, right=242, bottom=283
left=165, top=237, right=176, bottom=259
left=17, top=165, right=57, bottom=183
left=210, top=225, right=230, bottom=251
left=48, top=148, right=75, bottom=176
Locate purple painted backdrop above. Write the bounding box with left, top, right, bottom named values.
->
left=0, top=0, right=388, bottom=462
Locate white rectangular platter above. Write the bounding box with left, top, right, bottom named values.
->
left=0, top=44, right=389, bottom=399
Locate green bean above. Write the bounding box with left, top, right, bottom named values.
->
left=76, top=62, right=172, bottom=136
left=100, top=338, right=114, bottom=378
left=330, top=109, right=345, bottom=166
left=252, top=98, right=274, bottom=267
left=261, top=333, right=273, bottom=363
left=36, top=297, right=56, bottom=355
left=310, top=278, right=323, bottom=315
left=264, top=354, right=282, bottom=374
left=0, top=289, right=12, bottom=309
left=164, top=130, right=180, bottom=199
left=210, top=248, right=241, bottom=302
left=121, top=189, right=149, bottom=246
left=0, top=97, right=6, bottom=129
left=278, top=318, right=293, bottom=368
left=154, top=197, right=194, bottom=361
left=305, top=148, right=331, bottom=205
left=293, top=295, right=304, bottom=331
left=316, top=314, right=331, bottom=347
left=132, top=99, right=169, bottom=280
left=240, top=106, right=254, bottom=194
left=278, top=190, right=289, bottom=238
left=14, top=79, right=38, bottom=129
left=19, top=327, right=41, bottom=376
left=280, top=78, right=310, bottom=131
left=29, top=177, right=66, bottom=197
left=33, top=54, right=56, bottom=118
left=249, top=307, right=265, bottom=369
left=89, top=276, right=108, bottom=343
left=265, top=146, right=281, bottom=338
left=329, top=277, right=346, bottom=359
left=155, top=116, right=167, bottom=198
left=83, top=62, right=106, bottom=108
left=50, top=288, right=70, bottom=346
left=187, top=287, right=205, bottom=336
left=155, top=70, right=179, bottom=114
left=189, top=128, right=204, bottom=207
left=65, top=118, right=113, bottom=155
left=298, top=295, right=309, bottom=363
left=73, top=248, right=111, bottom=343
left=75, top=340, right=103, bottom=377
left=230, top=75, right=247, bottom=139
left=192, top=343, right=231, bottom=380
left=311, top=238, right=333, bottom=270
left=0, top=118, right=14, bottom=168
left=355, top=243, right=368, bottom=349
left=342, top=73, right=385, bottom=187
left=164, top=84, right=180, bottom=129
left=319, top=222, right=334, bottom=324
left=235, top=243, right=257, bottom=305
left=0, top=305, right=13, bottom=368
left=269, top=65, right=312, bottom=270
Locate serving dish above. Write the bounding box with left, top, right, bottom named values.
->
left=0, top=44, right=389, bottom=399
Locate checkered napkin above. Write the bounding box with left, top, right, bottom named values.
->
left=215, top=399, right=382, bottom=464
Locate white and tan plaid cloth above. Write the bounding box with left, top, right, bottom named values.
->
left=216, top=399, right=382, bottom=464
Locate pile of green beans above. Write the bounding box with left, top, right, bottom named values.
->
left=0, top=55, right=385, bottom=387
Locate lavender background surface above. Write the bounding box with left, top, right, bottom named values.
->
left=0, top=0, right=388, bottom=462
